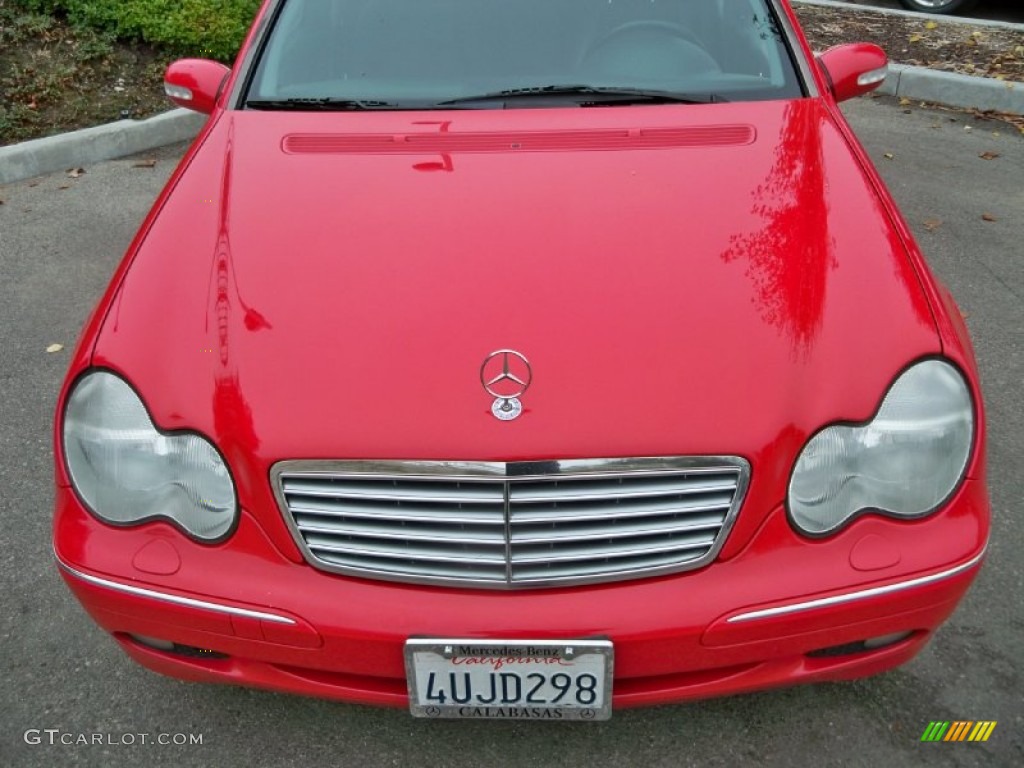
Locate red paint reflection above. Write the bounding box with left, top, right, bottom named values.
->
left=721, top=102, right=835, bottom=353
left=412, top=120, right=455, bottom=172
left=204, top=126, right=269, bottom=466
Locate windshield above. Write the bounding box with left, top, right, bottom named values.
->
left=245, top=0, right=802, bottom=108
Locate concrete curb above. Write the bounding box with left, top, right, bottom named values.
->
left=878, top=63, right=1023, bottom=114
left=0, top=108, right=207, bottom=185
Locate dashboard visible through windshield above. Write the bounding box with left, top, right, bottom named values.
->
left=244, top=0, right=803, bottom=109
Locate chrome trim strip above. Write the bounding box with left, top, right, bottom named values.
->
left=300, top=523, right=505, bottom=544
left=55, top=557, right=296, bottom=625
left=309, top=542, right=506, bottom=565
left=274, top=457, right=743, bottom=479
left=727, top=549, right=987, bottom=623
left=271, top=456, right=751, bottom=589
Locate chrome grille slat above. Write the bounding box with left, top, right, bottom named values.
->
left=311, top=553, right=508, bottom=582
left=289, top=498, right=506, bottom=525
left=295, top=520, right=507, bottom=545
left=507, top=495, right=733, bottom=523
left=512, top=550, right=707, bottom=581
left=509, top=476, right=738, bottom=503
left=273, top=457, right=750, bottom=589
left=509, top=515, right=725, bottom=543
left=510, top=533, right=717, bottom=564
left=305, top=537, right=507, bottom=565
left=282, top=478, right=504, bottom=504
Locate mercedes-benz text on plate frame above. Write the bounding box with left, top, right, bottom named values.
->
left=481, top=349, right=532, bottom=421
left=405, top=639, right=613, bottom=720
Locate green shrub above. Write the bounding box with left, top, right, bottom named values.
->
left=13, top=0, right=263, bottom=61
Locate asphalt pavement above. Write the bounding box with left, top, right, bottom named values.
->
left=0, top=97, right=1021, bottom=768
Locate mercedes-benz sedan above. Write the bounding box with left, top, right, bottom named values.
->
left=54, top=0, right=989, bottom=720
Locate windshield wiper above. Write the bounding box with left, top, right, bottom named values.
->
left=433, top=85, right=726, bottom=108
left=245, top=97, right=405, bottom=111
left=244, top=87, right=726, bottom=112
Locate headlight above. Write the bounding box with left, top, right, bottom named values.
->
left=788, top=359, right=973, bottom=536
left=62, top=370, right=237, bottom=542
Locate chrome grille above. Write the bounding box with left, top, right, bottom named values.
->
left=272, top=457, right=750, bottom=588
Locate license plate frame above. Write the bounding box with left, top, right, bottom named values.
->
left=405, top=638, right=613, bottom=721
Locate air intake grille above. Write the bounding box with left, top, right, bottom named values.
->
left=272, top=458, right=749, bottom=589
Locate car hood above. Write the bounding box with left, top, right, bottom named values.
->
left=94, top=99, right=938, bottom=541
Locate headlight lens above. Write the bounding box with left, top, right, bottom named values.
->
left=788, top=359, right=973, bottom=536
left=63, top=371, right=237, bottom=541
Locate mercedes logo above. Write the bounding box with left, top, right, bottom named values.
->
left=481, top=350, right=532, bottom=421
left=481, top=350, right=532, bottom=399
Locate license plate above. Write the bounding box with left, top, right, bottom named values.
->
left=405, top=638, right=613, bottom=721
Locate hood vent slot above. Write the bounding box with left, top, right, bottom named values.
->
left=283, top=125, right=755, bottom=155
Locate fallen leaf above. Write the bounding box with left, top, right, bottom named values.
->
left=925, top=21, right=938, bottom=30
left=978, top=151, right=1000, bottom=160
left=981, top=213, right=997, bottom=222
left=46, top=343, right=64, bottom=353
left=883, top=152, right=894, bottom=160
left=923, top=218, right=943, bottom=232
left=898, top=97, right=911, bottom=106
left=66, top=167, right=85, bottom=178
left=908, top=34, right=922, bottom=43
left=132, top=159, right=158, bottom=168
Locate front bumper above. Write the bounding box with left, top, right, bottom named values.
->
left=53, top=478, right=988, bottom=708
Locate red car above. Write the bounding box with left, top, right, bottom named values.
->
left=54, top=0, right=988, bottom=720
